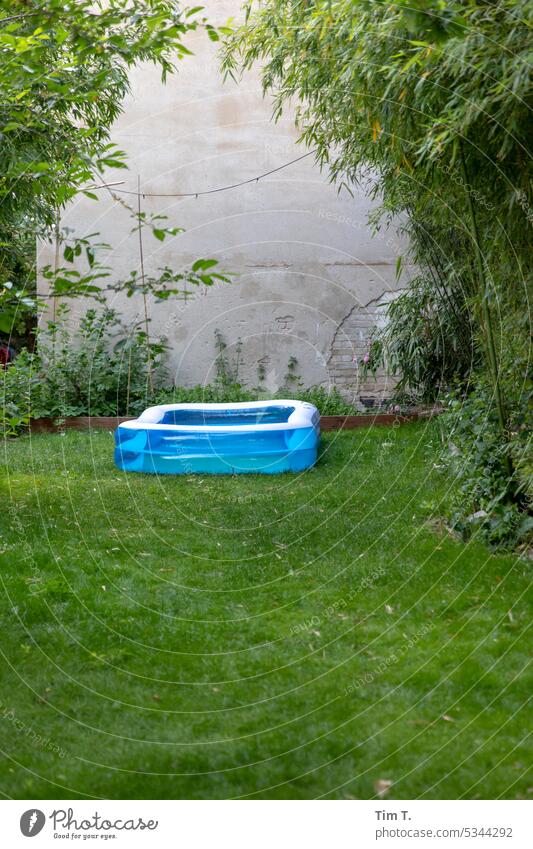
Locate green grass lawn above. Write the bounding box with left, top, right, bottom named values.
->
left=0, top=423, right=530, bottom=799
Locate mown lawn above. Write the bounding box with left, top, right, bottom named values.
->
left=0, top=423, right=530, bottom=799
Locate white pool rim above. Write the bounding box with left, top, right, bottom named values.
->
left=118, top=400, right=320, bottom=434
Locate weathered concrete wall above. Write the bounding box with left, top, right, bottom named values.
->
left=38, top=0, right=409, bottom=407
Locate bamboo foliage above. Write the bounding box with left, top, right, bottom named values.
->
left=223, top=0, right=532, bottom=524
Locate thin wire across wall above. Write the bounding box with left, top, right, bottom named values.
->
left=87, top=149, right=318, bottom=199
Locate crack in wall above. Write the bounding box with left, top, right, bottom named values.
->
left=327, top=290, right=390, bottom=365
left=327, top=289, right=398, bottom=406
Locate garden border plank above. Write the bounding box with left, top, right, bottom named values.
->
left=29, top=410, right=440, bottom=434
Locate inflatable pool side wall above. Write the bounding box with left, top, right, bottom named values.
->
left=115, top=400, right=320, bottom=475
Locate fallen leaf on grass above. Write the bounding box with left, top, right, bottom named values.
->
left=374, top=779, right=392, bottom=797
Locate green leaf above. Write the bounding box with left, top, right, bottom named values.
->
left=192, top=258, right=218, bottom=272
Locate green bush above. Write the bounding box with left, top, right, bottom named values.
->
left=1, top=307, right=166, bottom=435
left=37, top=307, right=165, bottom=418
left=155, top=382, right=358, bottom=415
left=2, top=315, right=361, bottom=437
left=1, top=349, right=42, bottom=436
left=155, top=382, right=256, bottom=406
left=368, top=274, right=478, bottom=403
left=441, top=384, right=532, bottom=549
left=290, top=385, right=357, bottom=416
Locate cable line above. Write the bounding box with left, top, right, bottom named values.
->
left=87, top=149, right=318, bottom=199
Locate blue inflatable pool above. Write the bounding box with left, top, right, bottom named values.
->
left=114, top=400, right=320, bottom=475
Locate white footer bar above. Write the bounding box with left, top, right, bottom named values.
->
left=1, top=799, right=531, bottom=848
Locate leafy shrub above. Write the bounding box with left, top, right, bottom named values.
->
left=1, top=307, right=166, bottom=434
left=1, top=349, right=42, bottom=436
left=36, top=307, right=166, bottom=418
left=156, top=382, right=358, bottom=415
left=441, top=383, right=532, bottom=549
left=2, top=317, right=361, bottom=436
left=367, top=274, right=477, bottom=403
left=155, top=382, right=256, bottom=406
left=291, top=385, right=357, bottom=416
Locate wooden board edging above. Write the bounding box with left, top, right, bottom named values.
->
left=29, top=416, right=135, bottom=433
left=28, top=410, right=438, bottom=434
